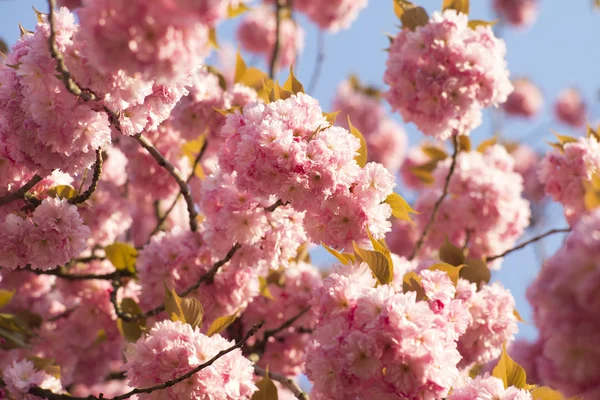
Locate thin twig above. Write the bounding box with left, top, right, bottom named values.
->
left=69, top=149, right=103, bottom=205
left=269, top=0, right=285, bottom=79
left=265, top=199, right=288, bottom=212
left=0, top=175, right=43, bottom=206
left=254, top=365, right=310, bottom=400
left=133, top=133, right=198, bottom=232
left=307, top=31, right=325, bottom=94
left=113, top=243, right=242, bottom=322
left=29, top=324, right=263, bottom=400
left=487, top=228, right=570, bottom=262
left=253, top=306, right=311, bottom=356
left=22, top=265, right=132, bottom=281
left=148, top=139, right=208, bottom=239
left=409, top=135, right=459, bottom=260
left=47, top=0, right=97, bottom=101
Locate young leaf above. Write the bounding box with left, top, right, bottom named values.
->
left=283, top=67, right=304, bottom=95
left=421, top=145, right=448, bottom=161
left=180, top=298, right=204, bottom=329
left=385, top=192, right=419, bottom=224
left=553, top=131, right=578, bottom=146
left=47, top=185, right=77, bottom=200
left=321, top=243, right=356, bottom=265
left=402, top=271, right=426, bottom=300
left=439, top=239, right=465, bottom=266
left=476, top=137, right=498, bottom=153
left=492, top=345, right=528, bottom=389
left=207, top=311, right=239, bottom=337
left=530, top=387, right=565, bottom=400
left=587, top=122, right=600, bottom=141
left=347, top=117, right=368, bottom=167
left=259, top=277, right=276, bottom=300
left=252, top=367, right=279, bottom=400
left=460, top=258, right=491, bottom=287
left=458, top=135, right=472, bottom=152
left=32, top=6, right=46, bottom=24
left=116, top=298, right=145, bottom=343
left=410, top=166, right=435, bottom=184
left=208, top=28, right=219, bottom=49
left=428, top=263, right=464, bottom=286
left=182, top=134, right=207, bottom=180
left=0, top=290, right=15, bottom=308
left=27, top=356, right=60, bottom=379
left=513, top=309, right=526, bottom=323
left=366, top=228, right=395, bottom=277
left=468, top=19, right=498, bottom=29
left=353, top=242, right=393, bottom=285
left=206, top=66, right=228, bottom=91
left=323, top=111, right=340, bottom=125
left=584, top=173, right=600, bottom=211
left=164, top=283, right=184, bottom=323
left=105, top=242, right=137, bottom=274
left=393, top=1, right=429, bottom=30
left=235, top=50, right=247, bottom=83
left=227, top=2, right=251, bottom=18
left=442, top=0, right=469, bottom=15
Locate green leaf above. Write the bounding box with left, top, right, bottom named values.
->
left=428, top=262, right=464, bottom=286
left=227, top=2, right=251, bottom=18
left=385, top=192, right=419, bottom=225
left=283, top=67, right=304, bottom=95
left=105, top=242, right=137, bottom=274
left=259, top=277, right=276, bottom=300
left=117, top=298, right=145, bottom=343
left=347, top=117, right=368, bottom=167
left=353, top=241, right=393, bottom=285
left=468, top=19, right=498, bottom=29
left=460, top=258, right=491, bottom=287
left=439, top=239, right=465, bottom=267
left=206, top=311, right=239, bottom=337
left=321, top=242, right=356, bottom=265
left=442, top=0, right=469, bottom=15
left=252, top=367, right=279, bottom=400
left=0, top=290, right=15, bottom=308
left=492, top=345, right=528, bottom=389
left=47, top=185, right=77, bottom=200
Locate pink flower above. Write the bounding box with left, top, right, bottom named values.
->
left=384, top=10, right=513, bottom=140
left=293, top=0, right=368, bottom=32
left=554, top=88, right=587, bottom=128
left=493, top=0, right=539, bottom=28
left=503, top=79, right=543, bottom=118
left=2, top=359, right=63, bottom=398
left=123, top=320, right=256, bottom=400
left=449, top=375, right=532, bottom=399
left=511, top=144, right=546, bottom=203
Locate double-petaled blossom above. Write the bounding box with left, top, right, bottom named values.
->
left=493, top=0, right=539, bottom=28
left=553, top=88, right=587, bottom=128
left=503, top=79, right=543, bottom=118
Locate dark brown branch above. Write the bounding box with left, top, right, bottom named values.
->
left=487, top=228, right=570, bottom=262
left=69, top=149, right=103, bottom=205
left=0, top=174, right=43, bottom=206
left=307, top=31, right=325, bottom=94
left=47, top=0, right=97, bottom=102
left=29, top=324, right=263, bottom=400
left=409, top=135, right=459, bottom=260
left=253, top=306, right=311, bottom=356
left=113, top=243, right=242, bottom=322
left=254, top=365, right=310, bottom=400
left=22, top=265, right=132, bottom=281
left=265, top=199, right=288, bottom=212
left=269, top=0, right=285, bottom=79
left=133, top=133, right=198, bottom=232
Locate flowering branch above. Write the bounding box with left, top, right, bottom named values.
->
left=254, top=365, right=310, bottom=400
left=22, top=265, right=133, bottom=281
left=487, top=228, right=571, bottom=262
left=269, top=0, right=285, bottom=79
left=69, top=149, right=103, bottom=205
left=410, top=134, right=459, bottom=260
left=47, top=0, right=97, bottom=102
left=28, top=323, right=263, bottom=400
left=0, top=174, right=43, bottom=206
left=307, top=31, right=325, bottom=94
left=133, top=133, right=199, bottom=232
left=113, top=243, right=242, bottom=322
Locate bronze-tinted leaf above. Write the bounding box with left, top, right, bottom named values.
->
left=460, top=258, right=491, bottom=287
left=180, top=298, right=204, bottom=329
left=252, top=368, right=279, bottom=400
left=439, top=239, right=465, bottom=266
left=116, top=298, right=145, bottom=343
left=353, top=242, right=393, bottom=285
left=442, top=0, right=469, bottom=15
left=492, top=345, right=528, bottom=389
left=348, top=117, right=368, bottom=167
left=207, top=312, right=239, bottom=337
left=105, top=242, right=137, bottom=274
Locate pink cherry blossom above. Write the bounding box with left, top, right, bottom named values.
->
left=449, top=375, right=532, bottom=399
left=2, top=359, right=64, bottom=399
left=553, top=88, right=587, bottom=128
left=503, top=79, right=543, bottom=118
left=493, top=0, right=539, bottom=28
left=293, top=0, right=368, bottom=32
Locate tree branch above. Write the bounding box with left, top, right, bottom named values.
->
left=28, top=324, right=263, bottom=400
left=133, top=133, right=198, bottom=232
left=265, top=199, right=288, bottom=212
left=487, top=228, right=570, bottom=262
left=252, top=306, right=311, bottom=356
left=307, top=31, right=325, bottom=94
left=113, top=243, right=242, bottom=322
left=409, top=134, right=459, bottom=260
left=21, top=265, right=132, bottom=281
left=69, top=149, right=103, bottom=205
left=269, top=0, right=285, bottom=79
left=254, top=365, right=310, bottom=400
left=0, top=174, right=43, bottom=206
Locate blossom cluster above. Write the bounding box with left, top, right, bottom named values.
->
left=493, top=0, right=539, bottom=28
left=123, top=319, right=256, bottom=400
left=332, top=78, right=408, bottom=172
left=538, top=135, right=600, bottom=224
left=305, top=263, right=471, bottom=399
left=384, top=10, right=513, bottom=140
left=527, top=210, right=600, bottom=399
left=414, top=144, right=531, bottom=263
left=2, top=359, right=64, bottom=398
left=219, top=93, right=396, bottom=249
left=503, top=79, right=544, bottom=119
left=449, top=375, right=532, bottom=399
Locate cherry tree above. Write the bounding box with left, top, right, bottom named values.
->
left=0, top=0, right=597, bottom=399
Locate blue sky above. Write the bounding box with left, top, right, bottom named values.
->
left=1, top=0, right=599, bottom=340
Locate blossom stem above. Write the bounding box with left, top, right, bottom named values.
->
left=269, top=0, right=285, bottom=79
left=254, top=365, right=310, bottom=400
left=28, top=324, right=263, bottom=400
left=487, top=228, right=570, bottom=262
left=410, top=134, right=459, bottom=260
left=69, top=149, right=103, bottom=205
left=307, top=31, right=325, bottom=94
left=0, top=174, right=43, bottom=206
